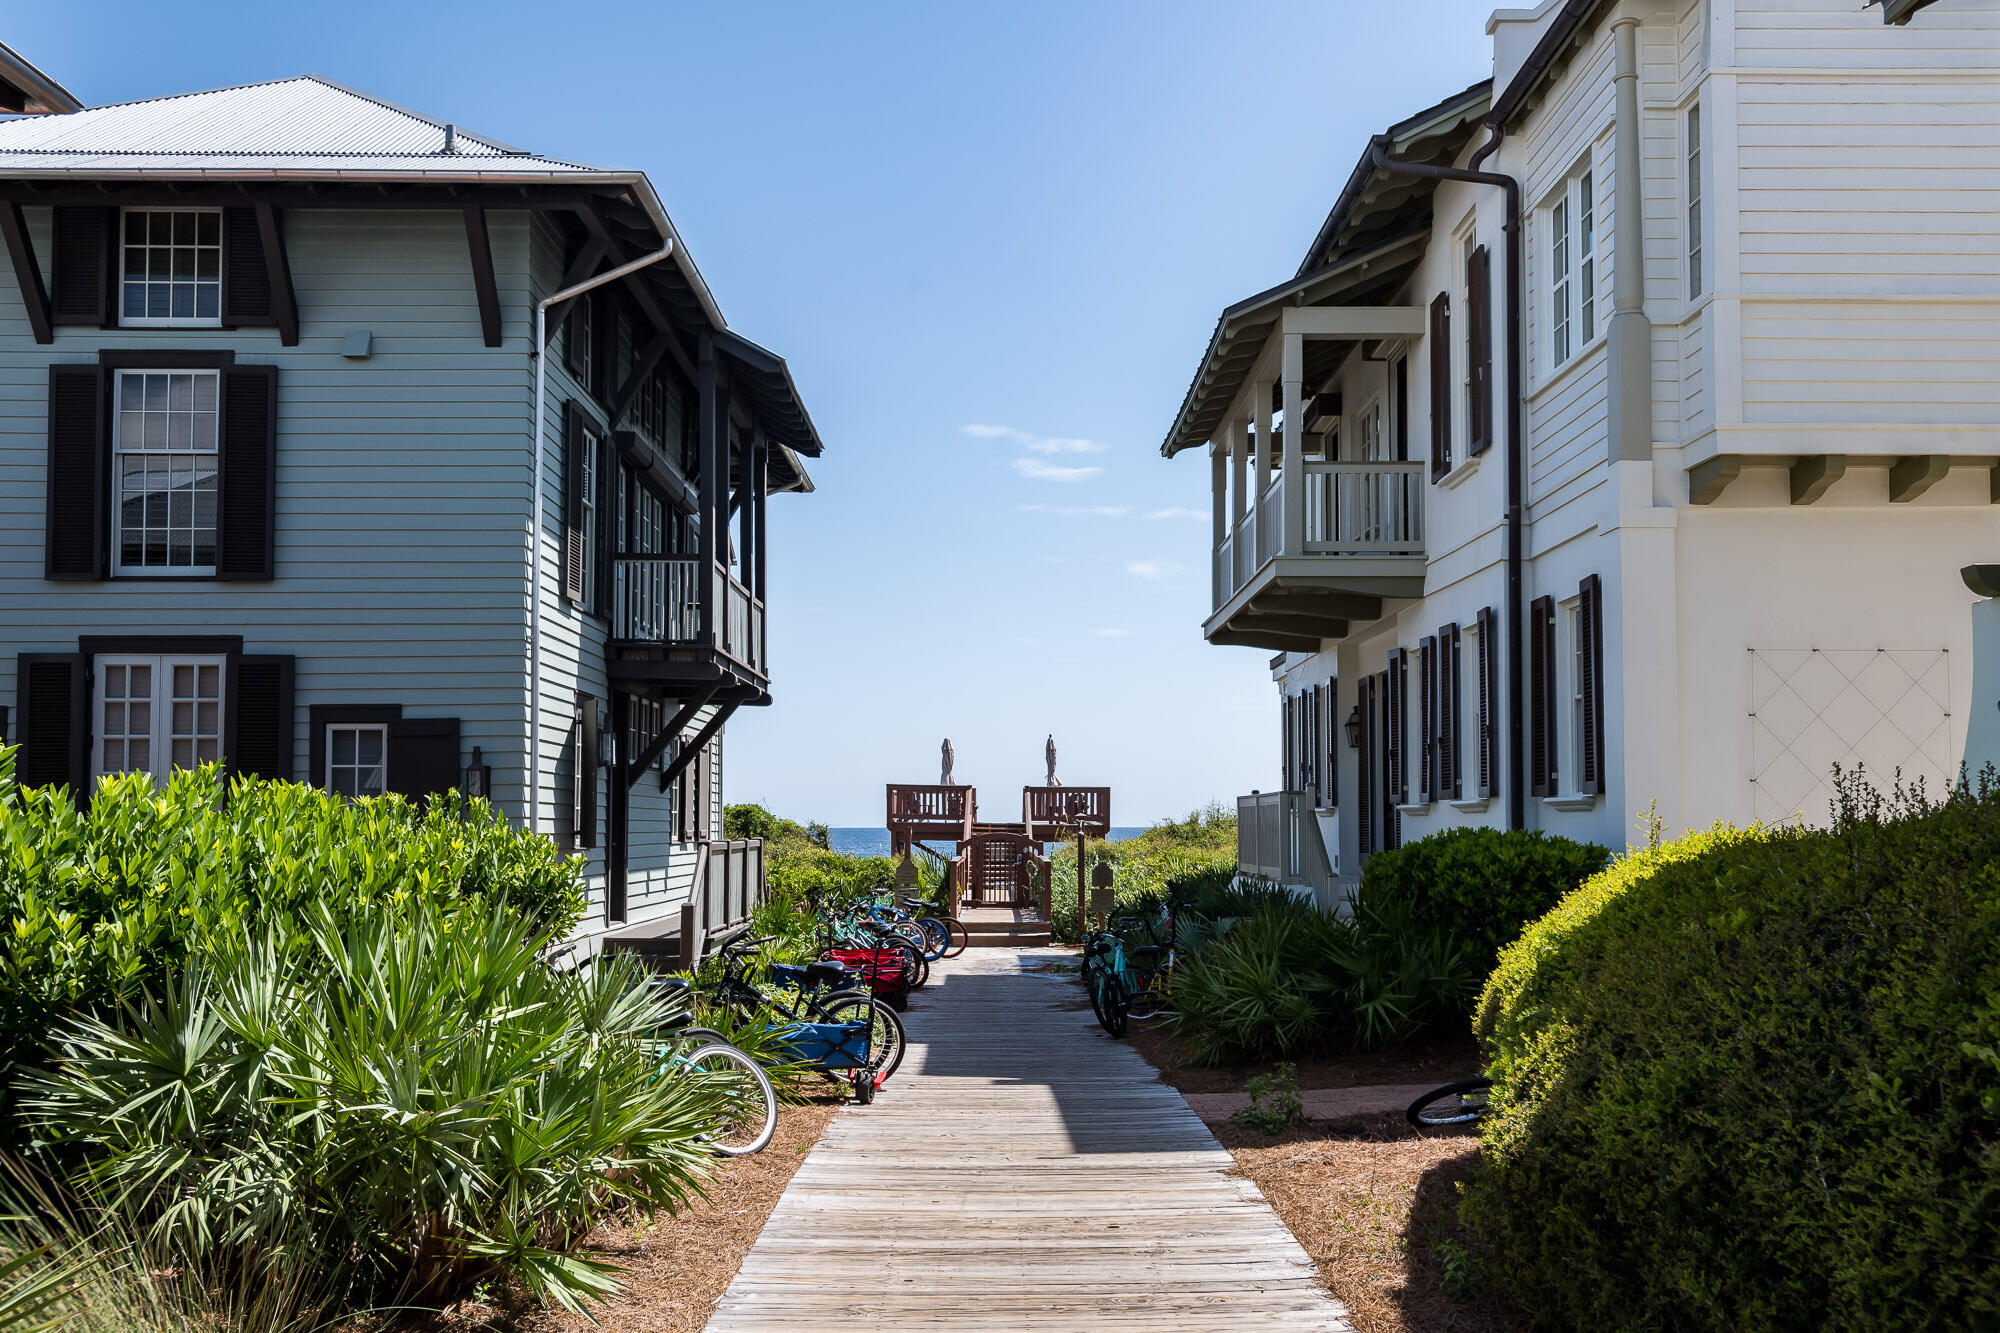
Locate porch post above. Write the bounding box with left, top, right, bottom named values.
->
left=750, top=427, right=769, bottom=604
left=1281, top=333, right=1305, bottom=556
left=1210, top=439, right=1226, bottom=605
left=1251, top=380, right=1272, bottom=557
left=1229, top=416, right=1249, bottom=527
left=697, top=334, right=719, bottom=647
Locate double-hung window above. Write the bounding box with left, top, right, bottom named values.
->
left=121, top=208, right=221, bottom=326
left=1566, top=600, right=1585, bottom=793
left=94, top=655, right=225, bottom=782
left=580, top=429, right=600, bottom=609
left=1686, top=106, right=1704, bottom=299
left=114, top=369, right=221, bottom=575
left=1547, top=168, right=1595, bottom=369
left=325, top=723, right=387, bottom=798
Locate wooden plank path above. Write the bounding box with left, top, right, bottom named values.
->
left=706, top=948, right=1352, bottom=1331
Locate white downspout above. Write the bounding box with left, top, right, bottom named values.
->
left=529, top=242, right=676, bottom=835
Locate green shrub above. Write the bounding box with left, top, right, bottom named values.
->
left=1463, top=773, right=2000, bottom=1329
left=1166, top=893, right=1480, bottom=1064
left=1048, top=806, right=1237, bottom=942
left=18, top=896, right=725, bottom=1313
left=0, top=749, right=584, bottom=1091
left=1358, top=825, right=1607, bottom=965
left=1232, top=1062, right=1305, bottom=1135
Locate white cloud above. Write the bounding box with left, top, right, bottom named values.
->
left=1124, top=560, right=1179, bottom=581
left=1090, top=628, right=1134, bottom=638
left=1013, top=458, right=1103, bottom=483
left=963, top=424, right=1106, bottom=455
left=1145, top=506, right=1205, bottom=521
left=1017, top=503, right=1134, bottom=517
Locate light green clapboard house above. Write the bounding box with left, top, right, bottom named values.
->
left=0, top=53, right=822, bottom=954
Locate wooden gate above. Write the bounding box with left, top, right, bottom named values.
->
left=965, top=831, right=1034, bottom=907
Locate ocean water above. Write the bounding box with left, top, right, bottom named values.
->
left=827, top=827, right=1150, bottom=859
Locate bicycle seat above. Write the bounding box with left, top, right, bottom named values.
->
left=805, top=960, right=851, bottom=988
left=767, top=962, right=811, bottom=990
left=647, top=975, right=693, bottom=997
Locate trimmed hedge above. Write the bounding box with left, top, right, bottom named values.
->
left=1464, top=776, right=2000, bottom=1329
left=0, top=747, right=583, bottom=1086
left=1358, top=825, right=1608, bottom=965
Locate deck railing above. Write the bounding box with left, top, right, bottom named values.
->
left=886, top=784, right=976, bottom=842
left=1022, top=785, right=1111, bottom=839
left=1214, top=461, right=1426, bottom=603
left=611, top=555, right=765, bottom=677
left=1236, top=791, right=1336, bottom=896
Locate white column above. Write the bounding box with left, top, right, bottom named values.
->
left=1230, top=416, right=1249, bottom=527
left=1606, top=14, right=1653, bottom=465
left=1210, top=440, right=1227, bottom=607
left=1282, top=333, right=1305, bottom=556
left=1251, top=380, right=1272, bottom=558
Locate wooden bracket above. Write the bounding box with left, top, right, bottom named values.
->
left=1889, top=454, right=1949, bottom=503
left=0, top=202, right=52, bottom=344
left=460, top=205, right=501, bottom=348
left=625, top=681, right=720, bottom=788
left=1789, top=454, right=1845, bottom=505
left=1687, top=453, right=1741, bottom=505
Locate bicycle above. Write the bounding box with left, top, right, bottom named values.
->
left=702, top=926, right=907, bottom=1086
left=1406, top=1077, right=1492, bottom=1130
left=1080, top=929, right=1131, bottom=1038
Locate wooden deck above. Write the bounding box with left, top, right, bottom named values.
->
left=706, top=949, right=1352, bottom=1331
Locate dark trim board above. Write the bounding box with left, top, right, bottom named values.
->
left=77, top=634, right=246, bottom=656
left=98, top=348, right=238, bottom=369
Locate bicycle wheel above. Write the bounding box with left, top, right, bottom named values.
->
left=849, top=1067, right=876, bottom=1104
left=817, top=992, right=907, bottom=1080
left=1406, top=1078, right=1492, bottom=1130
left=917, top=918, right=948, bottom=960
left=1089, top=971, right=1128, bottom=1039
left=938, top=917, right=969, bottom=958
left=681, top=1042, right=778, bottom=1156
left=1124, top=973, right=1168, bottom=1021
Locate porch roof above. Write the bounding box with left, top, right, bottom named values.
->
left=1159, top=80, right=1491, bottom=458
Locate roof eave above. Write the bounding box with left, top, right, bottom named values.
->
left=0, top=41, right=83, bottom=115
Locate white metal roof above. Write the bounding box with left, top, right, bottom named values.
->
left=0, top=74, right=600, bottom=177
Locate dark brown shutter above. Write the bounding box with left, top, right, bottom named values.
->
left=15, top=653, right=87, bottom=796
left=1325, top=684, right=1339, bottom=809
left=217, top=365, right=277, bottom=581
left=563, top=400, right=588, bottom=605
left=1579, top=574, right=1604, bottom=796
left=596, top=434, right=615, bottom=617
left=1467, top=244, right=1492, bottom=457
left=50, top=206, right=114, bottom=326
left=1440, top=622, right=1462, bottom=801
left=224, top=653, right=293, bottom=781
left=221, top=207, right=274, bottom=325
left=1530, top=595, right=1556, bottom=797
left=1282, top=693, right=1295, bottom=792
left=1385, top=649, right=1407, bottom=812
left=1356, top=675, right=1375, bottom=856
left=1428, top=292, right=1450, bottom=480
left=389, top=716, right=462, bottom=808
left=1418, top=636, right=1436, bottom=803
left=563, top=291, right=588, bottom=379
left=46, top=363, right=106, bottom=580
left=1476, top=606, right=1497, bottom=799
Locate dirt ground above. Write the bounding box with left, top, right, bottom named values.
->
left=426, top=1093, right=843, bottom=1333
left=1124, top=1016, right=1518, bottom=1333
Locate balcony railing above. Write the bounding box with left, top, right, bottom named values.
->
left=611, top=555, right=765, bottom=677
left=887, top=784, right=976, bottom=843
left=1022, top=785, right=1111, bottom=839
left=1237, top=791, right=1336, bottom=895
left=1215, top=460, right=1426, bottom=603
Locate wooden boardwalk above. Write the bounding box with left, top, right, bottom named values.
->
left=706, top=949, right=1352, bottom=1332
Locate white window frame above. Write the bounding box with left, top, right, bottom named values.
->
left=324, top=722, right=389, bottom=799
left=1686, top=104, right=1704, bottom=300
left=111, top=368, right=222, bottom=578
left=1561, top=596, right=1584, bottom=797
left=92, top=654, right=227, bottom=783
left=1545, top=165, right=1596, bottom=370
left=119, top=207, right=224, bottom=328
left=1458, top=223, right=1478, bottom=457
left=579, top=429, right=600, bottom=611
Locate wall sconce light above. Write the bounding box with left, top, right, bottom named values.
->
left=597, top=707, right=616, bottom=769
left=1344, top=705, right=1362, bottom=750
left=462, top=745, right=492, bottom=799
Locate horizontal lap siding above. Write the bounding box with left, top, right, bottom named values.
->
left=1530, top=352, right=1611, bottom=499
left=1742, top=302, right=2000, bottom=422
left=0, top=209, right=533, bottom=803
left=1734, top=0, right=2000, bottom=70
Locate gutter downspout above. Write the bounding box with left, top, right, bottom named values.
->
left=1368, top=127, right=1528, bottom=831
left=529, top=242, right=675, bottom=835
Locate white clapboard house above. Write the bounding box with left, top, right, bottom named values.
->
left=1161, top=0, right=2000, bottom=900
left=0, top=47, right=821, bottom=953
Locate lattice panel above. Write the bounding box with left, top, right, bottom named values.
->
left=1748, top=648, right=1953, bottom=824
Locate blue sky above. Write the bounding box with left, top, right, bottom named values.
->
left=19, top=2, right=1498, bottom=825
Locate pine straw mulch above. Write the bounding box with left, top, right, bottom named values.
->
left=1214, top=1112, right=1522, bottom=1333
left=420, top=1092, right=843, bottom=1333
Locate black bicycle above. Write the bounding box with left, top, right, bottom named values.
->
left=1406, top=1077, right=1492, bottom=1129
left=701, top=927, right=908, bottom=1082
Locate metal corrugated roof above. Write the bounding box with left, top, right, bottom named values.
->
left=0, top=74, right=591, bottom=169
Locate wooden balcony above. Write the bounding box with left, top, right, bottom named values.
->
left=887, top=783, right=976, bottom=847
left=1022, top=786, right=1111, bottom=840
left=608, top=555, right=766, bottom=694
left=1207, top=459, right=1426, bottom=654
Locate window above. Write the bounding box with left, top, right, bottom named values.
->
left=113, top=369, right=220, bottom=575
left=1566, top=600, right=1585, bottom=794
left=121, top=209, right=221, bottom=326
left=580, top=428, right=599, bottom=609
left=1686, top=106, right=1704, bottom=299
left=94, top=655, right=224, bottom=781
left=1460, top=229, right=1478, bottom=444
left=325, top=723, right=387, bottom=798
left=1547, top=168, right=1595, bottom=368
left=569, top=293, right=596, bottom=394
